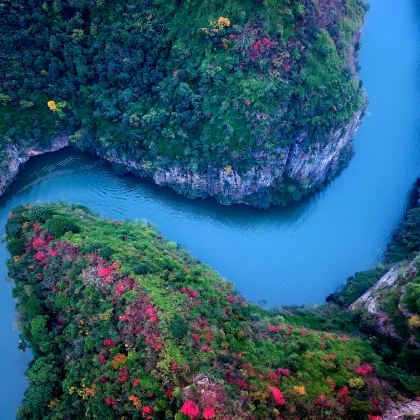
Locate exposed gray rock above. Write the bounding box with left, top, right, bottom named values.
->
left=383, top=400, right=420, bottom=419
left=100, top=110, right=362, bottom=207
left=350, top=266, right=402, bottom=314
left=0, top=136, right=69, bottom=197
left=349, top=257, right=419, bottom=344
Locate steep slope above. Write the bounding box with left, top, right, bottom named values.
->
left=0, top=0, right=367, bottom=206
left=6, top=203, right=392, bottom=419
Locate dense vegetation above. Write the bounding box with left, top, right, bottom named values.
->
left=6, top=203, right=395, bottom=419
left=0, top=0, right=366, bottom=204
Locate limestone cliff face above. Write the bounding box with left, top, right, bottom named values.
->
left=383, top=400, right=420, bottom=420
left=99, top=110, right=363, bottom=207
left=0, top=136, right=69, bottom=197
left=349, top=256, right=419, bottom=347
left=0, top=109, right=362, bottom=207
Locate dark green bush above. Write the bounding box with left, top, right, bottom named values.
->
left=26, top=207, right=53, bottom=224
left=170, top=315, right=188, bottom=340
left=7, top=237, right=26, bottom=256
left=45, top=215, right=80, bottom=237
left=5, top=214, right=24, bottom=237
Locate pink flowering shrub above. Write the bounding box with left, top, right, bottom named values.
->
left=269, top=386, right=285, bottom=406
left=181, top=400, right=200, bottom=419
left=355, top=364, right=374, bottom=376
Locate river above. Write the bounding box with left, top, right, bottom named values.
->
left=1, top=0, right=419, bottom=417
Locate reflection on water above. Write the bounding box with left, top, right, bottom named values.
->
left=0, top=0, right=419, bottom=418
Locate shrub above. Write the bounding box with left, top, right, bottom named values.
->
left=7, top=237, right=26, bottom=256
left=170, top=315, right=188, bottom=340
left=26, top=207, right=53, bottom=224
left=45, top=215, right=80, bottom=237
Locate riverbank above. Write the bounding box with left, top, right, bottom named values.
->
left=92, top=109, right=363, bottom=208
left=0, top=136, right=69, bottom=197
left=0, top=106, right=363, bottom=208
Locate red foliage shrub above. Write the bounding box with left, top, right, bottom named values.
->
left=226, top=373, right=249, bottom=390
left=104, top=396, right=117, bottom=409
left=314, top=394, right=333, bottom=409
left=98, top=266, right=113, bottom=277
left=267, top=372, right=279, bottom=383
left=269, top=386, right=285, bottom=406
left=227, top=294, right=236, bottom=303
left=118, top=373, right=128, bottom=382
left=181, top=400, right=200, bottom=419
left=123, top=292, right=163, bottom=351
left=103, top=338, right=115, bottom=347
left=249, top=37, right=275, bottom=61
left=277, top=368, right=291, bottom=377
left=180, top=287, right=199, bottom=298
left=202, top=407, right=216, bottom=419
left=355, top=364, right=374, bottom=376
left=32, top=236, right=47, bottom=249
left=142, top=406, right=152, bottom=416
left=338, top=385, right=349, bottom=404
left=98, top=354, right=107, bottom=364
left=114, top=277, right=134, bottom=296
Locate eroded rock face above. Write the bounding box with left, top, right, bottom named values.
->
left=383, top=400, right=420, bottom=419
left=0, top=136, right=69, bottom=197
left=99, top=110, right=362, bottom=207
left=0, top=109, right=361, bottom=207
left=349, top=258, right=419, bottom=345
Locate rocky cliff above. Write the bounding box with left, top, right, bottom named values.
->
left=349, top=257, right=420, bottom=347
left=93, top=110, right=363, bottom=207
left=0, top=136, right=69, bottom=197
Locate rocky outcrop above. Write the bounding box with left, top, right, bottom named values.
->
left=349, top=257, right=419, bottom=345
left=0, top=136, right=69, bottom=197
left=98, top=110, right=363, bottom=207
left=383, top=400, right=420, bottom=419
left=0, top=109, right=362, bottom=208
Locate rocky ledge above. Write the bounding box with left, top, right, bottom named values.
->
left=98, top=110, right=363, bottom=208
left=349, top=256, right=419, bottom=347
left=383, top=400, right=420, bottom=419
left=0, top=108, right=362, bottom=208
left=0, top=136, right=69, bottom=197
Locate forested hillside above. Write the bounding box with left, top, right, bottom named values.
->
left=0, top=0, right=367, bottom=206
left=6, top=203, right=394, bottom=419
